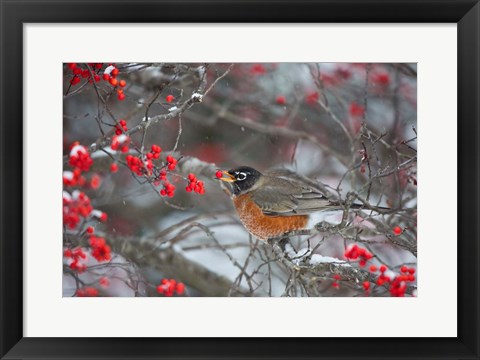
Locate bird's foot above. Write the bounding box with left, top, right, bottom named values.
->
left=315, top=221, right=345, bottom=232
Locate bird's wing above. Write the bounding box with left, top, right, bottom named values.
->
left=250, top=177, right=336, bottom=216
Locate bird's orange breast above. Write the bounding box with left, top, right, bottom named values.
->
left=233, top=193, right=308, bottom=241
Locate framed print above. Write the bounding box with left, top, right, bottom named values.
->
left=1, top=0, right=479, bottom=359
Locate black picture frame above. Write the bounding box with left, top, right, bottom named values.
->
left=1, top=1, right=479, bottom=359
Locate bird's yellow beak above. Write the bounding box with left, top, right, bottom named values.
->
left=217, top=170, right=236, bottom=182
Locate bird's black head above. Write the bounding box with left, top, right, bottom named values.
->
left=217, top=166, right=262, bottom=195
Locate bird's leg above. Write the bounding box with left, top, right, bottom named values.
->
left=314, top=221, right=336, bottom=232
left=267, top=236, right=290, bottom=252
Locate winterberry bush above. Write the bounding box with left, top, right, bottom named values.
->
left=63, top=63, right=417, bottom=297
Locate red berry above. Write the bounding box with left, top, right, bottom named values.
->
left=103, top=74, right=110, bottom=81
left=349, top=102, right=365, bottom=117
left=276, top=95, right=286, bottom=105
left=175, top=283, right=185, bottom=294
left=70, top=76, right=81, bottom=85
left=369, top=265, right=377, bottom=272
left=215, top=170, right=223, bottom=179
left=86, top=226, right=94, bottom=234
left=118, top=93, right=126, bottom=101
left=68, top=63, right=77, bottom=70
left=110, top=78, right=118, bottom=86
left=373, top=73, right=390, bottom=86
left=119, top=79, right=126, bottom=87
left=90, top=175, right=101, bottom=189
left=166, top=95, right=175, bottom=103
left=100, top=212, right=108, bottom=222
left=99, top=277, right=110, bottom=287
left=363, top=281, right=370, bottom=291
left=110, top=163, right=119, bottom=173
left=393, top=226, right=402, bottom=235
left=400, top=265, right=408, bottom=273
left=379, top=265, right=387, bottom=273
left=111, top=68, right=119, bottom=76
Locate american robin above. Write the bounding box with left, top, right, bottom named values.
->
left=217, top=166, right=384, bottom=241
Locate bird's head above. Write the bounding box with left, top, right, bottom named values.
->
left=216, top=166, right=262, bottom=195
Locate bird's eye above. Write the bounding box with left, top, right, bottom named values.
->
left=236, top=172, right=247, bottom=181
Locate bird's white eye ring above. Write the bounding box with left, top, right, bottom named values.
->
left=237, top=172, right=247, bottom=181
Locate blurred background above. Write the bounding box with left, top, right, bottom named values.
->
left=63, top=63, right=417, bottom=297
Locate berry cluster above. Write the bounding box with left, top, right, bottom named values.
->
left=166, top=155, right=177, bottom=170
left=111, top=134, right=130, bottom=153
left=389, top=266, right=416, bottom=297
left=103, top=65, right=127, bottom=100
left=63, top=168, right=85, bottom=187
left=76, top=287, right=99, bottom=297
left=149, top=144, right=162, bottom=159
left=62, top=191, right=107, bottom=229
left=344, top=244, right=373, bottom=267
left=69, top=143, right=93, bottom=172
left=115, top=119, right=128, bottom=135
left=156, top=278, right=185, bottom=296
left=89, top=235, right=112, bottom=262
left=63, top=191, right=93, bottom=229
left=185, top=173, right=205, bottom=194
left=64, top=247, right=87, bottom=273
left=332, top=274, right=341, bottom=289
left=158, top=170, right=167, bottom=182
left=375, top=265, right=391, bottom=286
left=68, top=63, right=102, bottom=86
left=368, top=264, right=416, bottom=297
left=125, top=145, right=163, bottom=177
left=65, top=142, right=102, bottom=190
left=126, top=155, right=149, bottom=176
left=160, top=182, right=175, bottom=197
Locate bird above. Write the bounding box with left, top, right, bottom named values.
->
left=216, top=166, right=387, bottom=242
